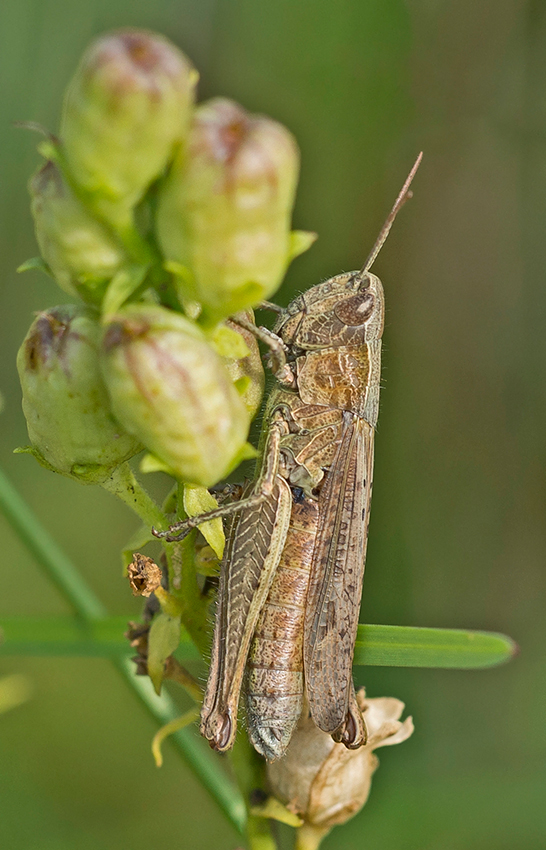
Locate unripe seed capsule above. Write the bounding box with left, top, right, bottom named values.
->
left=156, top=97, right=300, bottom=322
left=29, top=160, right=126, bottom=305
left=17, top=305, right=141, bottom=482
left=61, top=29, right=198, bottom=232
left=100, top=304, right=251, bottom=488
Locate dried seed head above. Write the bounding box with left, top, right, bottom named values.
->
left=60, top=29, right=197, bottom=230
left=156, top=97, right=300, bottom=322
left=127, top=553, right=162, bottom=597
left=267, top=689, right=414, bottom=831
left=126, top=620, right=150, bottom=675
left=17, top=305, right=141, bottom=483
left=29, top=160, right=126, bottom=304
left=100, top=304, right=251, bottom=487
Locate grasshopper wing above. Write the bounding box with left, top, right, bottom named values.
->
left=201, top=476, right=292, bottom=751
left=303, top=414, right=374, bottom=746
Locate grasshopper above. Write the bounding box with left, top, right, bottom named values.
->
left=155, top=154, right=422, bottom=760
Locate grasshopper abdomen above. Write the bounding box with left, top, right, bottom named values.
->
left=245, top=494, right=318, bottom=760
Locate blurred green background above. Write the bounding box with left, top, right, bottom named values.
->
left=1, top=1, right=544, bottom=848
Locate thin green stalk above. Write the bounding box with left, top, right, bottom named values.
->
left=294, top=825, right=329, bottom=850
left=115, top=657, right=246, bottom=833
left=0, top=467, right=105, bottom=621
left=0, top=464, right=246, bottom=836
left=161, top=482, right=210, bottom=657
left=229, top=733, right=277, bottom=850
left=100, top=462, right=166, bottom=528
left=164, top=535, right=210, bottom=657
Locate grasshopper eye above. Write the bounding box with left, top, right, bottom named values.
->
left=334, top=292, right=375, bottom=326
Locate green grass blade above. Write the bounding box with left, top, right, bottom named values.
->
left=0, top=466, right=245, bottom=835
left=0, top=467, right=106, bottom=621
left=355, top=624, right=517, bottom=669
left=0, top=616, right=516, bottom=669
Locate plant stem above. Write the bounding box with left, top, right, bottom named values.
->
left=159, top=482, right=210, bottom=657
left=164, top=535, right=210, bottom=657
left=116, top=657, right=246, bottom=833
left=0, top=467, right=105, bottom=622
left=100, top=462, right=166, bottom=528
left=230, top=731, right=277, bottom=849
left=0, top=464, right=246, bottom=836
left=294, top=825, right=330, bottom=850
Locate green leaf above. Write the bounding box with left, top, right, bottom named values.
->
left=287, top=229, right=318, bottom=262
left=183, top=484, right=224, bottom=559
left=0, top=615, right=199, bottom=659
left=223, top=441, right=259, bottom=476
left=354, top=624, right=517, bottom=669
left=17, top=257, right=52, bottom=276
left=121, top=522, right=156, bottom=574
left=139, top=452, right=176, bottom=476
left=147, top=611, right=182, bottom=694
left=233, top=375, right=252, bottom=397
left=102, top=264, right=148, bottom=316
left=14, top=445, right=56, bottom=472
left=209, top=324, right=251, bottom=359
left=194, top=543, right=220, bottom=577
left=0, top=617, right=517, bottom=670
left=37, top=138, right=61, bottom=163
left=164, top=260, right=193, bottom=284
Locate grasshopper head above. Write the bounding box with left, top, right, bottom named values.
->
left=274, top=270, right=385, bottom=351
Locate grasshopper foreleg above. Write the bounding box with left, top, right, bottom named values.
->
left=152, top=419, right=286, bottom=543
left=229, top=313, right=294, bottom=386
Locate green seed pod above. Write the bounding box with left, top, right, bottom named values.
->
left=17, top=305, right=141, bottom=483
left=29, top=160, right=126, bottom=305
left=100, top=304, right=251, bottom=488
left=60, top=29, right=198, bottom=232
left=156, top=97, right=300, bottom=322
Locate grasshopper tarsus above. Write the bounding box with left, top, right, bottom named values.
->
left=258, top=299, right=284, bottom=315
left=333, top=693, right=368, bottom=748
left=207, top=711, right=233, bottom=752
left=230, top=313, right=294, bottom=385
left=152, top=525, right=191, bottom=542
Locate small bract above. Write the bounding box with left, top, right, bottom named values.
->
left=222, top=312, right=265, bottom=420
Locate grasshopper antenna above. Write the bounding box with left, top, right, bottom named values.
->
left=361, top=151, right=423, bottom=275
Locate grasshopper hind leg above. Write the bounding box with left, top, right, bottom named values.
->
left=331, top=686, right=368, bottom=748
left=200, top=705, right=235, bottom=752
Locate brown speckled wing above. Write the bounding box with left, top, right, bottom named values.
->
left=303, top=414, right=374, bottom=736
